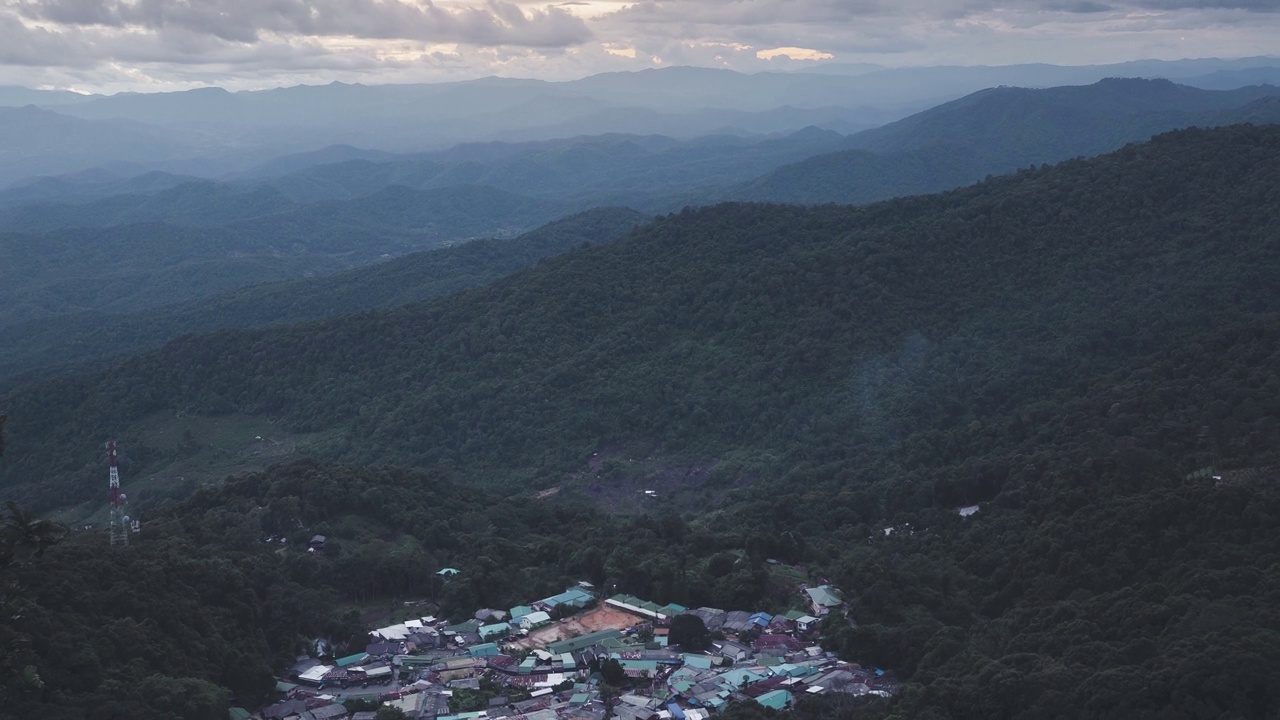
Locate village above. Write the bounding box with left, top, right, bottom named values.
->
left=251, top=578, right=896, bottom=720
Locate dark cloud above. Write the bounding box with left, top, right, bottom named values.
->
left=0, top=12, right=91, bottom=66
left=12, top=0, right=593, bottom=47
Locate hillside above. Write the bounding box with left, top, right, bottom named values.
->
left=252, top=129, right=850, bottom=207
left=0, top=208, right=649, bottom=389
left=0, top=184, right=575, bottom=333
left=2, top=124, right=1279, bottom=719
left=3, top=124, right=1280, bottom=720
left=735, top=79, right=1280, bottom=204
left=3, top=123, right=1277, bottom=513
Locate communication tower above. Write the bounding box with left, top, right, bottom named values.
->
left=107, top=441, right=129, bottom=547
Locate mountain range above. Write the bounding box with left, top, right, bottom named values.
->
left=1, top=77, right=1277, bottom=393
left=2, top=58, right=1279, bottom=186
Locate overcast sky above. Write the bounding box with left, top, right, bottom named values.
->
left=1, top=0, right=1278, bottom=92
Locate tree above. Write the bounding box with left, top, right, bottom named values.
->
left=669, top=614, right=711, bottom=652
left=601, top=658, right=627, bottom=686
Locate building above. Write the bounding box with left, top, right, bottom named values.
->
left=755, top=689, right=793, bottom=710
left=535, top=587, right=595, bottom=613
left=804, top=586, right=843, bottom=616
left=518, top=611, right=552, bottom=630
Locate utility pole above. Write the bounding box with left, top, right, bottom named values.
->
left=107, top=441, right=129, bottom=547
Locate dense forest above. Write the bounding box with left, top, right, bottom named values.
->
left=0, top=208, right=648, bottom=390
left=0, top=183, right=578, bottom=335
left=5, top=124, right=1278, bottom=512
left=2, top=124, right=1279, bottom=718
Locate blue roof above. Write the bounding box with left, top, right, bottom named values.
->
left=541, top=587, right=594, bottom=608
left=750, top=612, right=773, bottom=626
left=667, top=703, right=687, bottom=720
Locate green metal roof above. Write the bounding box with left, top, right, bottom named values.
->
left=805, top=585, right=842, bottom=608
left=755, top=690, right=792, bottom=710
left=547, top=629, right=622, bottom=654
left=682, top=654, right=714, bottom=670
left=336, top=652, right=369, bottom=667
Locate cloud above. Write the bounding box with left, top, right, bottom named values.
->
left=2, top=0, right=1280, bottom=91
left=756, top=46, right=835, bottom=61
left=10, top=0, right=593, bottom=47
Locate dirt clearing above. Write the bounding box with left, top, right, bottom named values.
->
left=510, top=604, right=638, bottom=650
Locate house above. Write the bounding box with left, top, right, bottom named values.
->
left=262, top=699, right=308, bottom=720
left=517, top=611, right=552, bottom=630
left=365, top=640, right=398, bottom=656
left=720, top=611, right=754, bottom=634
left=535, top=587, right=595, bottom=613
left=755, top=689, right=792, bottom=710
left=295, top=664, right=333, bottom=686
left=714, top=640, right=752, bottom=662
left=335, top=652, right=368, bottom=668
left=804, top=586, right=843, bottom=616
left=479, top=622, right=512, bottom=640
left=795, top=615, right=821, bottom=632
left=309, top=704, right=349, bottom=720
left=309, top=535, right=326, bottom=549
left=546, top=629, right=621, bottom=655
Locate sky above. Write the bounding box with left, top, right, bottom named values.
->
left=1, top=0, right=1278, bottom=93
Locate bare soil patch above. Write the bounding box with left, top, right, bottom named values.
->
left=509, top=604, right=638, bottom=650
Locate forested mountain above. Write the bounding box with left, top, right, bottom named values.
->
left=735, top=78, right=1280, bottom=204
left=7, top=78, right=1277, bottom=239
left=249, top=128, right=851, bottom=206
left=0, top=208, right=649, bottom=389
left=3, top=123, right=1276, bottom=512
left=845, top=78, right=1279, bottom=156
left=3, top=124, right=1279, bottom=719
left=3, top=124, right=1280, bottom=719
left=0, top=184, right=576, bottom=333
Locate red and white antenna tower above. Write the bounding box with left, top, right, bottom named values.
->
left=107, top=440, right=129, bottom=547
